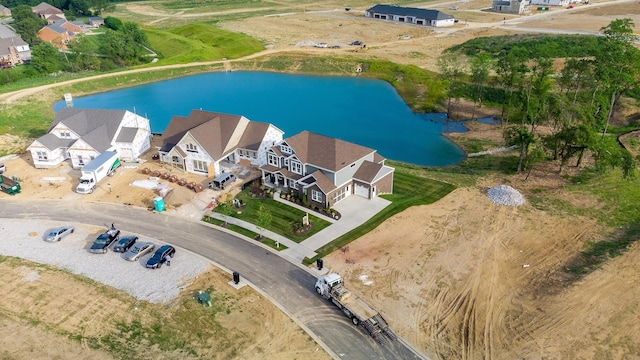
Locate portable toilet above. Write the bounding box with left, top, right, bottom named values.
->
left=153, top=196, right=165, bottom=211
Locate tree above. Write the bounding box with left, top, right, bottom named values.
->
left=255, top=204, right=272, bottom=240
left=104, top=16, right=123, bottom=31
left=469, top=53, right=492, bottom=120
left=594, top=19, right=640, bottom=136
left=31, top=42, right=62, bottom=75
left=11, top=4, right=45, bottom=45
left=437, top=53, right=466, bottom=119
left=494, top=47, right=527, bottom=125
left=67, top=34, right=101, bottom=71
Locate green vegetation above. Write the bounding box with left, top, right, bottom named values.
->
left=447, top=34, right=601, bottom=58
left=303, top=167, right=457, bottom=264
left=202, top=215, right=287, bottom=251
left=145, top=23, right=264, bottom=65
left=211, top=189, right=331, bottom=243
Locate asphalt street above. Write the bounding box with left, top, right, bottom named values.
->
left=0, top=199, right=426, bottom=360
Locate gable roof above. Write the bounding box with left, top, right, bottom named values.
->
left=0, top=5, right=10, bottom=16
left=115, top=127, right=139, bottom=143
left=0, top=24, right=16, bottom=39
left=31, top=133, right=75, bottom=151
left=160, top=110, right=276, bottom=159
left=302, top=170, right=337, bottom=193
left=40, top=24, right=68, bottom=35
left=32, top=2, right=63, bottom=15
left=284, top=131, right=375, bottom=172
left=367, top=4, right=454, bottom=21
left=0, top=37, right=28, bottom=57
left=353, top=161, right=383, bottom=183
left=49, top=108, right=128, bottom=152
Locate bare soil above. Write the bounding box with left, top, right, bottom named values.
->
left=1, top=0, right=640, bottom=358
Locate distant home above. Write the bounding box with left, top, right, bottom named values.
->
left=260, top=131, right=395, bottom=208
left=365, top=4, right=455, bottom=27
left=0, top=24, right=17, bottom=39
left=529, top=0, right=580, bottom=5
left=32, top=2, right=66, bottom=23
left=158, top=110, right=284, bottom=177
left=0, top=36, right=31, bottom=68
left=27, top=108, right=152, bottom=169
left=88, top=17, right=105, bottom=27
left=0, top=5, right=11, bottom=17
left=37, top=24, right=74, bottom=49
left=492, top=0, right=530, bottom=13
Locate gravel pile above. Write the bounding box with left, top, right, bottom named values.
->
left=487, top=185, right=526, bottom=206
left=0, top=219, right=210, bottom=303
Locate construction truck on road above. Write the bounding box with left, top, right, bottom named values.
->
left=315, top=273, right=396, bottom=344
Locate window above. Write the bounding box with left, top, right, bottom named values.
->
left=251, top=151, right=257, bottom=159
left=36, top=151, right=48, bottom=160
left=60, top=131, right=71, bottom=138
left=280, top=145, right=292, bottom=154
left=290, top=160, right=302, bottom=174
left=185, top=143, right=198, bottom=153
left=333, top=186, right=348, bottom=202
left=289, top=179, right=298, bottom=190
left=78, top=155, right=84, bottom=166
left=311, top=189, right=323, bottom=202
left=268, top=154, right=279, bottom=167
left=284, top=159, right=289, bottom=166
left=193, top=160, right=207, bottom=173
left=238, top=149, right=244, bottom=156
left=171, top=156, right=180, bottom=164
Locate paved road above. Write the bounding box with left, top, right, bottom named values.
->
left=0, top=199, right=425, bottom=360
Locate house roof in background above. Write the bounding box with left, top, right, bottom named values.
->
left=367, top=4, right=454, bottom=20
left=0, top=24, right=16, bottom=39
left=32, top=2, right=63, bottom=15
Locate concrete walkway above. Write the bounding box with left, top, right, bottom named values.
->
left=173, top=190, right=391, bottom=263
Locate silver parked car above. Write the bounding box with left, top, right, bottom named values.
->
left=44, top=226, right=75, bottom=242
left=123, top=241, right=155, bottom=261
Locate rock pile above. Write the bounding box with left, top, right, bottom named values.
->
left=487, top=185, right=525, bottom=206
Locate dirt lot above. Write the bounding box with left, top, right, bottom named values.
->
left=1, top=0, right=640, bottom=358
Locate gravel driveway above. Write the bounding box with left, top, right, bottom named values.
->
left=0, top=218, right=210, bottom=303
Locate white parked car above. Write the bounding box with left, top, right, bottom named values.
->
left=44, top=226, right=75, bottom=242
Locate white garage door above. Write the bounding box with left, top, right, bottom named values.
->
left=354, top=183, right=369, bottom=198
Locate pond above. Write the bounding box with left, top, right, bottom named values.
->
left=54, top=71, right=467, bottom=166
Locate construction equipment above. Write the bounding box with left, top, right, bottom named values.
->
left=315, top=273, right=396, bottom=344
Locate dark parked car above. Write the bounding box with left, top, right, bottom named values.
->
left=88, top=225, right=120, bottom=254
left=113, top=235, right=138, bottom=253
left=146, top=245, right=175, bottom=269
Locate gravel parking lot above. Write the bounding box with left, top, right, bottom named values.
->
left=0, top=218, right=210, bottom=303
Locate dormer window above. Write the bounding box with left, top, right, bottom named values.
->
left=280, top=145, right=293, bottom=154
left=186, top=143, right=198, bottom=153
left=60, top=131, right=71, bottom=138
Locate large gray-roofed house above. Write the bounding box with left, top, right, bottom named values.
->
left=365, top=4, right=455, bottom=27
left=0, top=36, right=31, bottom=67
left=0, top=5, right=11, bottom=16
left=27, top=108, right=152, bottom=169
left=158, top=110, right=284, bottom=177
left=0, top=24, right=15, bottom=39
left=260, top=131, right=395, bottom=208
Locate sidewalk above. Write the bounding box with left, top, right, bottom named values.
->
left=172, top=189, right=391, bottom=263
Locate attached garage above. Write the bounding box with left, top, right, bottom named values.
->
left=354, top=183, right=370, bottom=198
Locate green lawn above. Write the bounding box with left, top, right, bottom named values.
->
left=211, top=190, right=332, bottom=243
left=304, top=165, right=457, bottom=264
left=202, top=216, right=287, bottom=251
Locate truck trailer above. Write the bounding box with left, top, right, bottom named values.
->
left=76, top=151, right=120, bottom=194
left=315, top=273, right=396, bottom=344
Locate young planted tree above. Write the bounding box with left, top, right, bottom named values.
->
left=255, top=204, right=272, bottom=240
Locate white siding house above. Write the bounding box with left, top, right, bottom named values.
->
left=27, top=108, right=152, bottom=169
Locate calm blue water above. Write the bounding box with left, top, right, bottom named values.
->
left=54, top=71, right=467, bottom=166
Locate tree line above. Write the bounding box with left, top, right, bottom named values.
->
left=1, top=10, right=150, bottom=84
left=438, top=19, right=640, bottom=179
